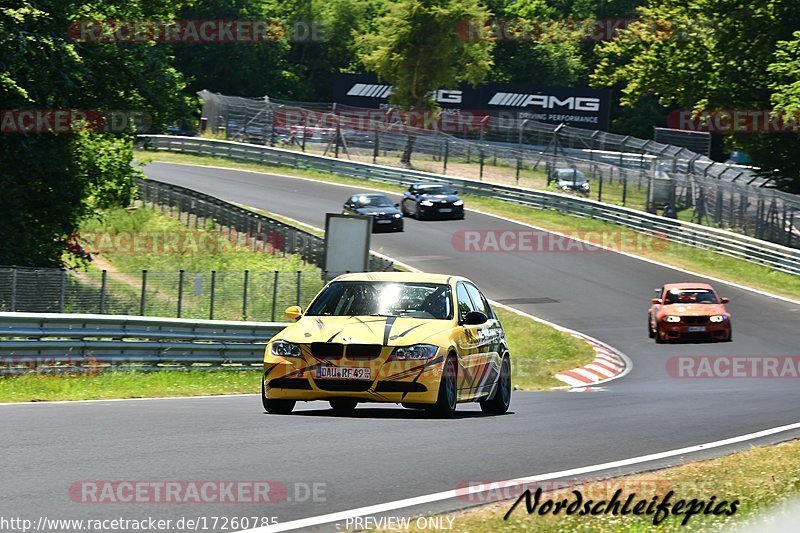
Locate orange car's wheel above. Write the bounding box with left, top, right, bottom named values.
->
left=647, top=315, right=655, bottom=338
left=654, top=324, right=666, bottom=344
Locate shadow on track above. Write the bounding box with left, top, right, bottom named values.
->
left=263, top=407, right=516, bottom=420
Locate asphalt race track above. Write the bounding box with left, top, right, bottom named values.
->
left=2, top=161, right=799, bottom=530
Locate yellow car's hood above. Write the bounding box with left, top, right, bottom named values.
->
left=277, top=315, right=454, bottom=346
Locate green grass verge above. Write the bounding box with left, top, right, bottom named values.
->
left=79, top=205, right=316, bottom=272
left=411, top=438, right=800, bottom=532
left=0, top=370, right=258, bottom=402
left=137, top=151, right=800, bottom=300
left=496, top=308, right=594, bottom=390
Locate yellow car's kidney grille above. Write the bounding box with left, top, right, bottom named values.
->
left=345, top=344, right=382, bottom=360
left=310, top=342, right=344, bottom=359
left=309, top=343, right=383, bottom=360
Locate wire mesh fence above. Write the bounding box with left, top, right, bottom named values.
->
left=0, top=267, right=326, bottom=322
left=193, top=91, right=800, bottom=248
left=0, top=175, right=399, bottom=321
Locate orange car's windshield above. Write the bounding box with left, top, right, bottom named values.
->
left=664, top=289, right=718, bottom=305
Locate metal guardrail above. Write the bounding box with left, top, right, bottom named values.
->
left=139, top=135, right=800, bottom=276
left=0, top=312, right=286, bottom=374
left=137, top=177, right=395, bottom=273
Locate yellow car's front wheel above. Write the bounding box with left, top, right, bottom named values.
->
left=427, top=356, right=457, bottom=418
left=262, top=376, right=296, bottom=414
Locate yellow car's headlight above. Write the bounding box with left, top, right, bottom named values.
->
left=664, top=316, right=681, bottom=323
left=270, top=340, right=301, bottom=357
left=391, top=344, right=439, bottom=360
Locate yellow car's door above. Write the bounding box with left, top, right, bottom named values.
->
left=454, top=282, right=496, bottom=401
left=464, top=283, right=505, bottom=399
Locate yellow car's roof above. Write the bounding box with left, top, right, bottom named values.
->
left=332, top=271, right=468, bottom=285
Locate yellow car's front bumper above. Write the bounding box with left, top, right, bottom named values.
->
left=263, top=346, right=444, bottom=404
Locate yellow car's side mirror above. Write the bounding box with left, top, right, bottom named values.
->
left=284, top=306, right=302, bottom=321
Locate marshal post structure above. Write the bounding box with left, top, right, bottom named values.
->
left=332, top=73, right=611, bottom=131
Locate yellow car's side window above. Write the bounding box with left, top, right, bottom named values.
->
left=456, top=283, right=475, bottom=322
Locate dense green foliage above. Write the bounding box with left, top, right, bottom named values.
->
left=1, top=1, right=191, bottom=266
left=592, top=0, right=800, bottom=191
left=2, top=0, right=799, bottom=267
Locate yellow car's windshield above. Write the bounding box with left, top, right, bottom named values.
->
left=306, top=281, right=453, bottom=319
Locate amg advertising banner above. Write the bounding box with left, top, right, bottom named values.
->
left=332, top=73, right=611, bottom=131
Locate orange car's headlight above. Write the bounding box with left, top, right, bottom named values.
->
left=664, top=316, right=681, bottom=323
left=709, top=315, right=727, bottom=323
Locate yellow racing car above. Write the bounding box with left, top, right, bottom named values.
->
left=262, top=272, right=511, bottom=417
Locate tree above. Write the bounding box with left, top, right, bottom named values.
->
left=357, top=0, right=494, bottom=163
left=357, top=0, right=494, bottom=111
left=173, top=0, right=298, bottom=98
left=591, top=0, right=800, bottom=191
left=0, top=1, right=191, bottom=266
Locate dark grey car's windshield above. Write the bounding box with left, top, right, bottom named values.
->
left=418, top=186, right=455, bottom=195
left=306, top=281, right=453, bottom=319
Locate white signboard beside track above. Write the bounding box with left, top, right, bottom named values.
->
left=324, top=213, right=371, bottom=279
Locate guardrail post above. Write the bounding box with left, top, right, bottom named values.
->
left=99, top=270, right=107, bottom=314
left=209, top=271, right=217, bottom=320
left=622, top=177, right=628, bottom=206
left=10, top=268, right=17, bottom=312
left=479, top=148, right=485, bottom=180
left=373, top=131, right=379, bottom=164
left=242, top=269, right=249, bottom=319
left=140, top=270, right=148, bottom=316
left=443, top=140, right=449, bottom=174
left=271, top=271, right=279, bottom=321
left=597, top=172, right=603, bottom=202
left=296, top=271, right=302, bottom=306
left=177, top=270, right=185, bottom=318
left=60, top=269, right=66, bottom=313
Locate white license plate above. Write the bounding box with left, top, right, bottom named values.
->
left=376, top=219, right=392, bottom=224
left=438, top=208, right=452, bottom=213
left=687, top=326, right=706, bottom=332
left=316, top=366, right=372, bottom=380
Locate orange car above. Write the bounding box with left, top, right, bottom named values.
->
left=648, top=283, right=732, bottom=343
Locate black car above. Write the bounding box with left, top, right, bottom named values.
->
left=342, top=193, right=404, bottom=232
left=550, top=168, right=590, bottom=196
left=400, top=183, right=465, bottom=220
